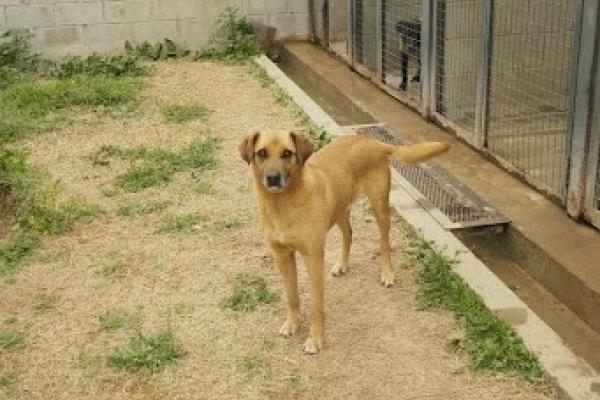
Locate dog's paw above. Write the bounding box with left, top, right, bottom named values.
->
left=279, top=319, right=298, bottom=337
left=303, top=336, right=322, bottom=354
left=331, top=261, right=348, bottom=277
left=380, top=270, right=395, bottom=287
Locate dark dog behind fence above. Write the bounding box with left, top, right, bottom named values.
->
left=395, top=20, right=421, bottom=91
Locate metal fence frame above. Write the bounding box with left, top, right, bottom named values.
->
left=308, top=0, right=600, bottom=228
left=583, top=0, right=600, bottom=228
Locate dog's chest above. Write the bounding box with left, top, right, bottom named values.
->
left=261, top=213, right=299, bottom=247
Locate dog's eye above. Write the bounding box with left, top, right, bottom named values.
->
left=256, top=148, right=267, bottom=159
left=281, top=149, right=293, bottom=159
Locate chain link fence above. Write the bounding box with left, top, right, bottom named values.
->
left=308, top=0, right=600, bottom=228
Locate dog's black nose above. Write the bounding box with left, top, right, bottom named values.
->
left=266, top=172, right=282, bottom=187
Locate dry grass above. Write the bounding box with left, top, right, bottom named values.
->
left=0, top=61, right=556, bottom=400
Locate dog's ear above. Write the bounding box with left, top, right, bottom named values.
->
left=290, top=131, right=315, bottom=166
left=239, top=131, right=259, bottom=164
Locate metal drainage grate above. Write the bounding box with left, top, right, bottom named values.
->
left=345, top=123, right=510, bottom=230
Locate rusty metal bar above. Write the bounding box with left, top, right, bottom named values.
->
left=566, top=0, right=599, bottom=218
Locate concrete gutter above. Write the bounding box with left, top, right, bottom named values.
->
left=255, top=54, right=600, bottom=400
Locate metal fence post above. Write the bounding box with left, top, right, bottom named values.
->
left=420, top=0, right=434, bottom=119
left=584, top=36, right=600, bottom=227
left=566, top=0, right=599, bottom=218
left=308, top=0, right=316, bottom=42
left=474, top=0, right=493, bottom=150
left=375, top=0, right=383, bottom=82
left=347, top=0, right=354, bottom=66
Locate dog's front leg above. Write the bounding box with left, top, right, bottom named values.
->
left=271, top=246, right=299, bottom=337
left=301, top=251, right=325, bottom=354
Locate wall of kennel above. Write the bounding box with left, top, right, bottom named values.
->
left=308, top=0, right=600, bottom=229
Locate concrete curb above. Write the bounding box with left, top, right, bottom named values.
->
left=255, top=54, right=600, bottom=400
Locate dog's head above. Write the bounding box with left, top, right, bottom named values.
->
left=239, top=129, right=314, bottom=193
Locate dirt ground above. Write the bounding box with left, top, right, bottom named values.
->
left=0, top=61, right=556, bottom=400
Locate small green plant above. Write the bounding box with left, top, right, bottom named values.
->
left=96, top=259, right=128, bottom=278
left=0, top=233, right=39, bottom=275
left=0, top=29, right=41, bottom=73
left=0, top=373, right=17, bottom=387
left=162, top=103, right=211, bottom=123
left=239, top=354, right=265, bottom=376
left=406, top=239, right=543, bottom=381
left=215, top=217, right=243, bottom=231
left=166, top=302, right=193, bottom=325
left=197, top=7, right=260, bottom=63
left=156, top=212, right=208, bottom=234
left=98, top=309, right=139, bottom=331
left=125, top=38, right=190, bottom=60
left=32, top=300, right=55, bottom=313
left=17, top=199, right=102, bottom=236
left=221, top=274, right=278, bottom=311
left=49, top=54, right=148, bottom=79
left=107, top=331, right=185, bottom=372
left=77, top=353, right=104, bottom=368
left=0, top=329, right=26, bottom=350
left=91, top=135, right=220, bottom=193
left=193, top=181, right=215, bottom=195
left=117, top=200, right=170, bottom=217
left=288, top=374, right=302, bottom=388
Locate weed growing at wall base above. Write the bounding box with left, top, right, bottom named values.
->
left=196, top=7, right=261, bottom=63
left=406, top=239, right=543, bottom=381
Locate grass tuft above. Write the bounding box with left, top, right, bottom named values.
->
left=239, top=354, right=265, bottom=376
left=162, top=103, right=211, bottom=123
left=156, top=212, right=208, bottom=234
left=0, top=233, right=39, bottom=275
left=406, top=239, right=543, bottom=381
left=0, top=329, right=26, bottom=350
left=91, top=135, right=219, bottom=193
left=107, top=331, right=185, bottom=372
left=0, top=373, right=16, bottom=387
left=117, top=200, right=170, bottom=217
left=98, top=309, right=140, bottom=331
left=0, top=76, right=143, bottom=140
left=96, top=259, right=128, bottom=278
left=215, top=216, right=243, bottom=231
left=77, top=353, right=104, bottom=368
left=32, top=300, right=55, bottom=313
left=193, top=181, right=216, bottom=195
left=221, top=274, right=278, bottom=311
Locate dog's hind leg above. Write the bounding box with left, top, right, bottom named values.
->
left=331, top=208, right=352, bottom=277
left=272, top=246, right=300, bottom=337
left=364, top=166, right=395, bottom=287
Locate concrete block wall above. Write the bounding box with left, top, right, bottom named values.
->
left=0, top=0, right=309, bottom=58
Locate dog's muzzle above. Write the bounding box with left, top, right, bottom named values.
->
left=263, top=171, right=286, bottom=192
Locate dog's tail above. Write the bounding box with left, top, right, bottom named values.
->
left=386, top=141, right=451, bottom=164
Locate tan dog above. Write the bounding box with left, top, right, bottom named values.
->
left=240, top=129, right=450, bottom=353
